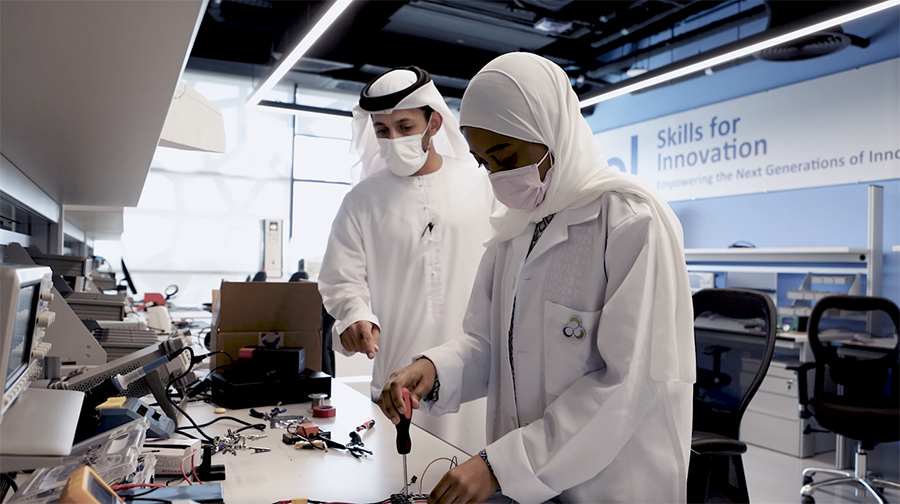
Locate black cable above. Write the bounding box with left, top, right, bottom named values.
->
left=236, top=423, right=267, bottom=433
left=1, top=472, right=18, bottom=501
left=171, top=430, right=200, bottom=440
left=208, top=364, right=231, bottom=375
left=168, top=394, right=214, bottom=442
left=168, top=385, right=263, bottom=444
left=206, top=350, right=234, bottom=365
left=168, top=347, right=196, bottom=387
left=176, top=415, right=262, bottom=431
left=126, top=487, right=164, bottom=499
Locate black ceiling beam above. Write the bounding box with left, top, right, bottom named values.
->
left=577, top=0, right=874, bottom=105
left=584, top=3, right=768, bottom=79
left=537, top=0, right=718, bottom=66
left=587, top=0, right=724, bottom=56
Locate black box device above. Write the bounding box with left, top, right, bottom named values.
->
left=210, top=369, right=331, bottom=410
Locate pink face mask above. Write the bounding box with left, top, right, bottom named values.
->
left=488, top=150, right=554, bottom=210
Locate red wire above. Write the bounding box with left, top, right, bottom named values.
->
left=191, top=450, right=203, bottom=485
left=181, top=450, right=195, bottom=486
left=418, top=456, right=458, bottom=493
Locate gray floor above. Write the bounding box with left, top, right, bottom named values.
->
left=334, top=353, right=898, bottom=504
left=745, top=444, right=900, bottom=504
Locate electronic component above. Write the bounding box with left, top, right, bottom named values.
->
left=777, top=314, right=808, bottom=332
left=95, top=397, right=175, bottom=438
left=143, top=438, right=201, bottom=475
left=196, top=445, right=226, bottom=481
left=50, top=334, right=193, bottom=435
left=1, top=264, right=55, bottom=424
left=241, top=346, right=306, bottom=376
left=116, top=482, right=225, bottom=504
left=10, top=418, right=148, bottom=503
left=59, top=464, right=124, bottom=504
left=688, top=272, right=715, bottom=294
left=298, top=421, right=319, bottom=438
left=210, top=368, right=330, bottom=410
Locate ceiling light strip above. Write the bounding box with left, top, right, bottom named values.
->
left=246, top=0, right=354, bottom=108
left=579, top=0, right=900, bottom=107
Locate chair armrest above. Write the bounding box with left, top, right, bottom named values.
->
left=691, top=431, right=747, bottom=456
left=784, top=361, right=816, bottom=417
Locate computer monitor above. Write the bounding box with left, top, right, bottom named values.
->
left=120, top=259, right=137, bottom=295
left=0, top=264, right=54, bottom=424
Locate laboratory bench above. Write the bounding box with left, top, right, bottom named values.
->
left=0, top=380, right=490, bottom=504
left=176, top=380, right=478, bottom=504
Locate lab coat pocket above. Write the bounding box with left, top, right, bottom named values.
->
left=543, top=300, right=603, bottom=399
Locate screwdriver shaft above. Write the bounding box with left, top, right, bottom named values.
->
left=403, top=454, right=409, bottom=498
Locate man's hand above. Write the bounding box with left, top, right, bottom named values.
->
left=339, top=320, right=380, bottom=359
left=428, top=455, right=500, bottom=504
left=378, top=358, right=436, bottom=425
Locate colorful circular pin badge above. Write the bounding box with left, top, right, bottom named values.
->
left=563, top=317, right=585, bottom=339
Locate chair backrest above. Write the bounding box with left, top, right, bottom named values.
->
left=807, top=295, right=900, bottom=405
left=288, top=271, right=309, bottom=282
left=692, top=288, right=777, bottom=439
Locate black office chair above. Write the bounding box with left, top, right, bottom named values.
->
left=790, top=295, right=900, bottom=504
left=288, top=271, right=309, bottom=282
left=687, top=288, right=777, bottom=503
left=287, top=271, right=335, bottom=377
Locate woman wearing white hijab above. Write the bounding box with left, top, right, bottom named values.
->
left=319, top=66, right=493, bottom=454
left=379, top=53, right=695, bottom=503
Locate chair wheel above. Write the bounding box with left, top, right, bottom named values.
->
left=802, top=476, right=814, bottom=485
left=801, top=496, right=815, bottom=504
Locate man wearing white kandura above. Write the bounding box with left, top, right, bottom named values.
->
left=318, top=65, right=495, bottom=454
left=379, top=52, right=696, bottom=504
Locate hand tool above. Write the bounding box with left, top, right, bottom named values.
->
left=396, top=388, right=412, bottom=499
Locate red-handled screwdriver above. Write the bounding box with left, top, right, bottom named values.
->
left=396, top=388, right=412, bottom=498
left=349, top=419, right=375, bottom=446
left=355, top=419, right=375, bottom=433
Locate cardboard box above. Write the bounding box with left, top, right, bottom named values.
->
left=211, top=281, right=322, bottom=371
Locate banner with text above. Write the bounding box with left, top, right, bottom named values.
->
left=595, top=58, right=900, bottom=201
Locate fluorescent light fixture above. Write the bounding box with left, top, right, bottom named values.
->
left=246, top=0, right=354, bottom=108
left=534, top=17, right=573, bottom=34
left=579, top=0, right=900, bottom=108
left=625, top=66, right=648, bottom=78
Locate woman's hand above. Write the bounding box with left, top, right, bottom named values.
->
left=428, top=455, right=500, bottom=504
left=377, top=358, right=436, bottom=424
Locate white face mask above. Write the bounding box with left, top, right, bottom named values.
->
left=488, top=150, right=553, bottom=210
left=377, top=123, right=432, bottom=177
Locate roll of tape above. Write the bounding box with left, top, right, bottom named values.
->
left=312, top=405, right=336, bottom=418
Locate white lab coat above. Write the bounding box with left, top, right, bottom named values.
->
left=420, top=191, right=694, bottom=503
left=319, top=156, right=494, bottom=454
